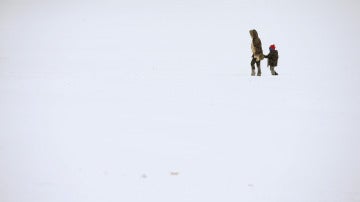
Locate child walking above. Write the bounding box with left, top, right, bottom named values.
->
left=264, top=44, right=279, bottom=75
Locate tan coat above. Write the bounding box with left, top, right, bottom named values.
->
left=249, top=30, right=264, bottom=61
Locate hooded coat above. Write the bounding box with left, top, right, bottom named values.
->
left=249, top=30, right=264, bottom=61
left=265, top=49, right=279, bottom=67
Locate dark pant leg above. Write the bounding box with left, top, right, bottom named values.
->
left=272, top=66, right=278, bottom=75
left=251, top=57, right=257, bottom=70
left=251, top=57, right=261, bottom=76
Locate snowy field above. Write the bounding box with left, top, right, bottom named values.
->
left=1, top=0, right=360, bottom=202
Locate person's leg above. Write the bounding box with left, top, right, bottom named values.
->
left=256, top=61, right=261, bottom=76
left=270, top=66, right=278, bottom=75
left=250, top=58, right=256, bottom=76
left=270, top=66, right=275, bottom=75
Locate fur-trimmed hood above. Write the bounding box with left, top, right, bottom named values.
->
left=249, top=29, right=259, bottom=39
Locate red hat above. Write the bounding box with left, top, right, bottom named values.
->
left=269, top=44, right=276, bottom=50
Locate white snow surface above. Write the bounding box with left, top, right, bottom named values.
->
left=1, top=0, right=360, bottom=202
